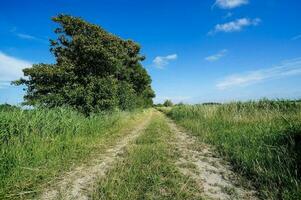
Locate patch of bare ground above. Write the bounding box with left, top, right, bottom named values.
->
left=38, top=112, right=152, bottom=200
left=167, top=119, right=258, bottom=200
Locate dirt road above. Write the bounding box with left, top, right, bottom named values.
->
left=39, top=113, right=153, bottom=200
left=167, top=118, right=258, bottom=200
left=37, top=111, right=258, bottom=200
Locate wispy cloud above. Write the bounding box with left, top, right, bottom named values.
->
left=0, top=81, right=11, bottom=89
left=209, top=18, right=261, bottom=35
left=213, top=0, right=249, bottom=9
left=0, top=51, right=32, bottom=88
left=223, top=12, right=233, bottom=19
left=16, top=33, right=48, bottom=43
left=16, top=33, right=38, bottom=40
left=153, top=54, right=178, bottom=68
left=205, top=49, right=228, bottom=62
left=11, top=27, right=47, bottom=43
left=217, top=57, right=301, bottom=90
left=291, top=34, right=301, bottom=41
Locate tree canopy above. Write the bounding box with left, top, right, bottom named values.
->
left=14, top=14, right=155, bottom=114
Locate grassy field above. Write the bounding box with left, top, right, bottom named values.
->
left=0, top=107, right=149, bottom=199
left=2, top=100, right=300, bottom=199
left=93, top=112, right=203, bottom=200
left=166, top=100, right=301, bottom=199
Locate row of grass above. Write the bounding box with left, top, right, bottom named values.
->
left=93, top=112, right=203, bottom=200
left=0, top=107, right=148, bottom=199
left=166, top=100, right=301, bottom=199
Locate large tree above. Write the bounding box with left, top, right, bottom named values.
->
left=14, top=14, right=155, bottom=114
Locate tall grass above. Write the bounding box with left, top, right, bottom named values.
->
left=167, top=100, right=301, bottom=199
left=0, top=107, right=146, bottom=199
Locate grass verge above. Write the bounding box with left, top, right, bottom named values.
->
left=0, top=107, right=149, bottom=199
left=166, top=100, right=301, bottom=199
left=93, top=112, right=203, bottom=200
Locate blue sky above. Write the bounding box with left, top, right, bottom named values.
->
left=0, top=0, right=301, bottom=104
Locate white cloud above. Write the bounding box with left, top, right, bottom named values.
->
left=16, top=33, right=48, bottom=43
left=223, top=12, right=233, bottom=19
left=291, top=34, right=301, bottom=41
left=217, top=57, right=301, bottom=90
left=205, top=49, right=228, bottom=62
left=209, top=18, right=261, bottom=35
left=0, top=51, right=32, bottom=88
left=16, top=33, right=37, bottom=40
left=214, top=0, right=249, bottom=9
left=0, top=81, right=11, bottom=89
left=153, top=54, right=178, bottom=68
left=11, top=27, right=47, bottom=43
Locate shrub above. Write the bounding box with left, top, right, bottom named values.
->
left=163, top=100, right=173, bottom=107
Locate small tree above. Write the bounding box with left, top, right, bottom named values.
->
left=177, top=102, right=184, bottom=106
left=163, top=100, right=173, bottom=107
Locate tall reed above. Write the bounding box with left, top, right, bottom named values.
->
left=168, top=100, right=301, bottom=199
left=0, top=107, right=144, bottom=199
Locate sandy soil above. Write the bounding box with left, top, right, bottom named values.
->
left=38, top=113, right=152, bottom=200
left=167, top=119, right=258, bottom=200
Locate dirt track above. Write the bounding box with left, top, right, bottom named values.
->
left=39, top=113, right=152, bottom=200
left=167, top=119, right=258, bottom=200
left=38, top=111, right=258, bottom=200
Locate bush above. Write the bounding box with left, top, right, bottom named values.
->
left=163, top=100, right=173, bottom=107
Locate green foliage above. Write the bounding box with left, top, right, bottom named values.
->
left=202, top=102, right=221, bottom=105
left=167, top=100, right=301, bottom=199
left=176, top=102, right=185, bottom=106
left=0, top=107, right=147, bottom=199
left=14, top=14, right=155, bottom=114
left=117, top=81, right=137, bottom=110
left=0, top=104, right=20, bottom=112
left=163, top=100, right=173, bottom=107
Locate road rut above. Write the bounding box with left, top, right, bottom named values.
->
left=167, top=119, right=258, bottom=200
left=39, top=113, right=152, bottom=200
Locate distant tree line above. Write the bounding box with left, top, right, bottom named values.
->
left=0, top=104, right=20, bottom=112
left=14, top=15, right=155, bottom=115
left=202, top=102, right=222, bottom=105
left=155, top=100, right=174, bottom=107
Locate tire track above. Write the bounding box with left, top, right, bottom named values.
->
left=39, top=112, right=153, bottom=200
left=167, top=119, right=258, bottom=200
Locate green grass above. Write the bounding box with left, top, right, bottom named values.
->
left=0, top=107, right=149, bottom=199
left=167, top=100, right=301, bottom=199
left=93, top=112, right=203, bottom=200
